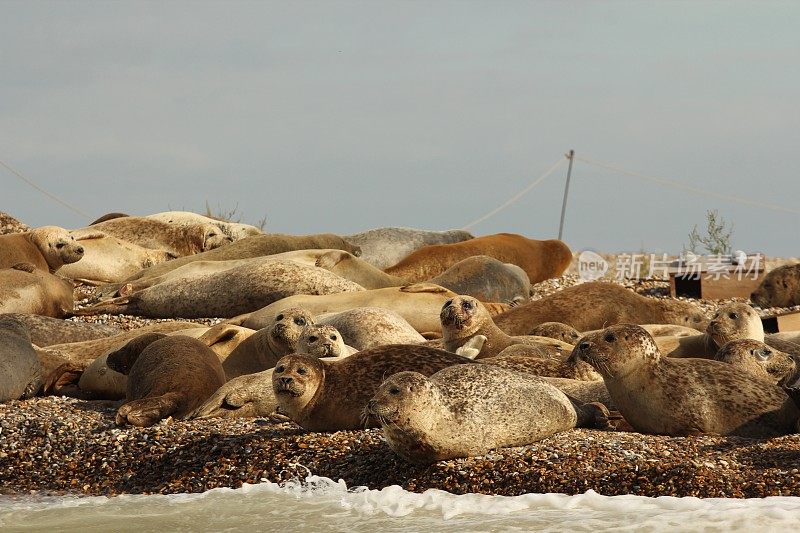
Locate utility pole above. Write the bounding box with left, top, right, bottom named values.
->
left=557, top=150, right=575, bottom=241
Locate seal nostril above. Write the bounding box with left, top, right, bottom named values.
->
left=280, top=376, right=292, bottom=385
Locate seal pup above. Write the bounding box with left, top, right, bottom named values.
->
left=316, top=307, right=425, bottom=350
left=271, top=346, right=472, bottom=431
left=494, top=282, right=709, bottom=335
left=0, top=313, right=119, bottom=347
left=75, top=217, right=232, bottom=257
left=572, top=324, right=800, bottom=437
left=366, top=364, right=605, bottom=464
left=0, top=226, right=84, bottom=273
left=0, top=263, right=74, bottom=318
left=384, top=233, right=572, bottom=285
left=529, top=322, right=580, bottom=344
left=0, top=317, right=42, bottom=401
left=715, top=339, right=799, bottom=387
left=75, top=260, right=364, bottom=318
left=439, top=295, right=573, bottom=359
left=145, top=211, right=262, bottom=241
left=114, top=233, right=363, bottom=284
left=58, top=231, right=176, bottom=284
left=297, top=324, right=357, bottom=358
left=233, top=283, right=462, bottom=334
left=222, top=307, right=315, bottom=379
left=106, top=333, right=226, bottom=426
left=344, top=227, right=474, bottom=269
left=751, top=263, right=800, bottom=308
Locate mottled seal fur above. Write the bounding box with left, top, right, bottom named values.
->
left=494, top=282, right=709, bottom=335
left=384, top=233, right=572, bottom=285
left=145, top=211, right=262, bottom=241
left=715, top=339, right=798, bottom=387
left=751, top=263, right=800, bottom=308
left=76, top=259, right=364, bottom=318
left=439, top=295, right=573, bottom=359
left=344, top=227, right=474, bottom=269
left=366, top=364, right=596, bottom=464
left=573, top=324, right=799, bottom=437
left=316, top=307, right=425, bottom=350
left=0, top=226, right=84, bottom=272
left=0, top=317, right=42, bottom=401
left=0, top=313, right=119, bottom=347
left=272, top=346, right=472, bottom=431
left=528, top=322, right=581, bottom=344
left=106, top=333, right=226, bottom=426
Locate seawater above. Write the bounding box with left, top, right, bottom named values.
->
left=1, top=476, right=799, bottom=533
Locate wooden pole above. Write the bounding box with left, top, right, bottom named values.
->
left=557, top=150, right=574, bottom=241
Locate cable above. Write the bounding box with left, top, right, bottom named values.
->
left=0, top=158, right=91, bottom=219
left=575, top=155, right=800, bottom=215
left=461, top=157, right=566, bottom=231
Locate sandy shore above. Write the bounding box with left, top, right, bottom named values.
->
left=1, top=396, right=799, bottom=498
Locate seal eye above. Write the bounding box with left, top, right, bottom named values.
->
left=330, top=335, right=337, bottom=341
left=295, top=317, right=306, bottom=326
left=297, top=367, right=307, bottom=375
left=729, top=313, right=739, bottom=320
left=444, top=299, right=453, bottom=308
left=276, top=365, right=285, bottom=373
left=308, top=336, right=318, bottom=343
left=389, top=386, right=400, bottom=395
left=56, top=243, right=65, bottom=249
left=756, top=348, right=772, bottom=361
left=276, top=314, right=284, bottom=321
left=462, top=300, right=474, bottom=310
left=604, top=332, right=616, bottom=343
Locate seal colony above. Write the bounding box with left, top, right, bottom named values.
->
left=3, top=209, right=800, bottom=499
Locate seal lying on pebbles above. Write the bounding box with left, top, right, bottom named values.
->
left=298, top=325, right=357, bottom=358
left=0, top=226, right=84, bottom=273
left=75, top=260, right=364, bottom=318
left=75, top=217, right=233, bottom=257
left=271, top=346, right=473, bottom=431
left=113, top=233, right=363, bottom=284
left=222, top=307, right=315, bottom=379
left=233, top=283, right=483, bottom=335
left=573, top=324, right=800, bottom=437
left=715, top=339, right=798, bottom=386
left=343, top=227, right=474, bottom=269
left=58, top=232, right=176, bottom=284
left=0, top=317, right=42, bottom=402
left=316, top=307, right=425, bottom=350
left=383, top=233, right=572, bottom=285
left=366, top=364, right=608, bottom=464
left=145, top=211, right=262, bottom=241
left=494, top=282, right=709, bottom=335
left=751, top=263, right=800, bottom=308
left=439, top=295, right=573, bottom=359
left=0, top=313, right=119, bottom=347
left=190, top=368, right=281, bottom=420
left=0, top=263, right=74, bottom=318
left=106, top=333, right=226, bottom=427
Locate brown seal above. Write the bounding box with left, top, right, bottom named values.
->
left=0, top=226, right=84, bottom=273
left=316, top=307, right=425, bottom=350
left=573, top=324, right=799, bottom=437
left=528, top=322, right=581, bottom=344
left=366, top=364, right=607, bottom=464
left=439, top=295, right=573, bottom=359
left=0, top=263, right=74, bottom=318
left=113, top=233, right=363, bottom=285
left=0, top=313, right=119, bottom=347
left=106, top=333, right=226, bottom=426
left=0, top=316, right=42, bottom=401
left=58, top=231, right=176, bottom=284
left=145, top=211, right=262, bottom=241
left=715, top=339, right=798, bottom=387
left=494, top=282, right=709, bottom=335
left=76, top=217, right=233, bottom=257
left=751, top=263, right=800, bottom=308
left=75, top=259, right=364, bottom=318
left=298, top=324, right=356, bottom=358
left=222, top=307, right=315, bottom=379
left=343, top=227, right=474, bottom=269
left=383, top=233, right=572, bottom=285
left=271, top=345, right=472, bottom=431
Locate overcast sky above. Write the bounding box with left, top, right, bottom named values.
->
left=1, top=1, right=798, bottom=256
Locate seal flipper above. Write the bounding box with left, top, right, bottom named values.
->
left=115, top=392, right=183, bottom=427
left=568, top=395, right=615, bottom=430
left=400, top=283, right=450, bottom=294
left=315, top=250, right=350, bottom=270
